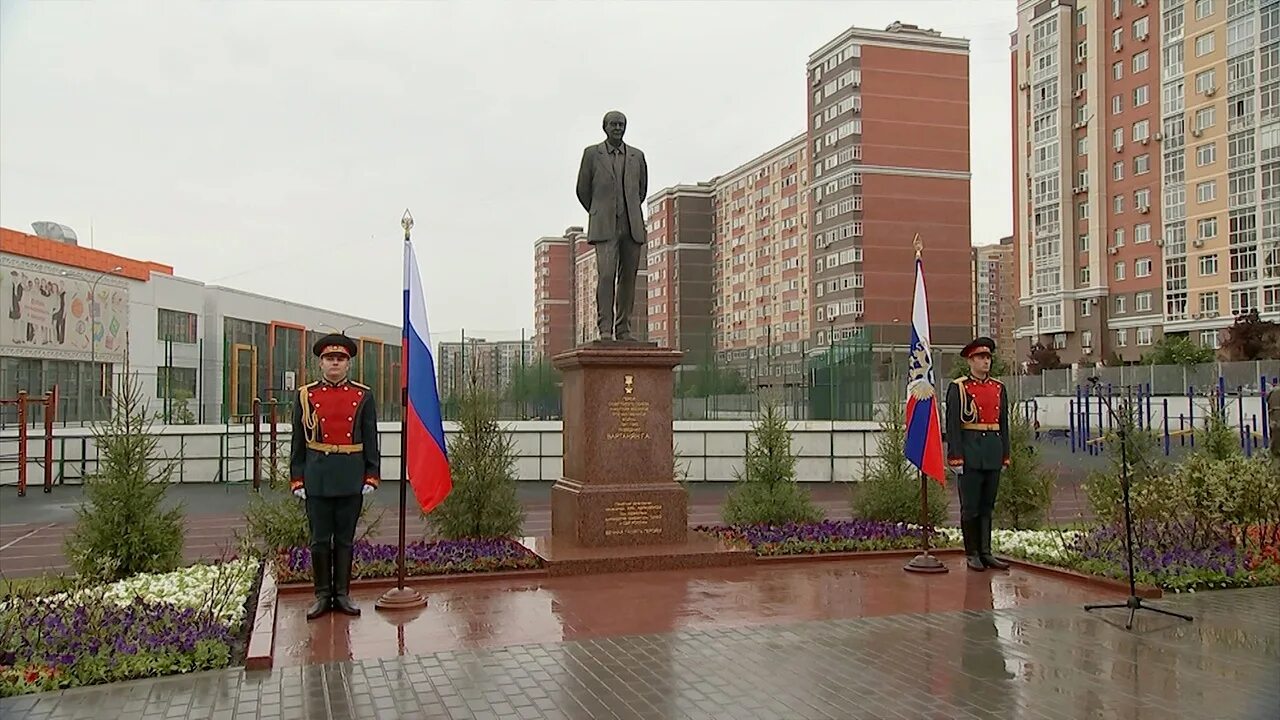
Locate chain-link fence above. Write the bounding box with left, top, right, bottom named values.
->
left=993, top=360, right=1279, bottom=398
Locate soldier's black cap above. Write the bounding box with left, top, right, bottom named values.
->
left=960, top=336, right=996, bottom=359
left=313, top=333, right=358, bottom=358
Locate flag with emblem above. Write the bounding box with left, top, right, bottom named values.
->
left=903, top=239, right=946, bottom=484
left=403, top=235, right=453, bottom=512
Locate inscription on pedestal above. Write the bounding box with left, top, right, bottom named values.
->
left=603, top=500, right=664, bottom=537
left=606, top=396, right=651, bottom=440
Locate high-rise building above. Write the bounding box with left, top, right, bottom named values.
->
left=973, top=237, right=1018, bottom=359
left=1012, top=0, right=1280, bottom=366
left=533, top=228, right=577, bottom=359
left=436, top=337, right=536, bottom=399
left=572, top=236, right=649, bottom=345
left=711, top=134, right=811, bottom=380
left=807, top=21, right=973, bottom=356
left=645, top=183, right=716, bottom=358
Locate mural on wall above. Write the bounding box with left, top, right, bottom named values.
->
left=1, top=259, right=129, bottom=362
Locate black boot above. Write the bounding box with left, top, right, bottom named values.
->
left=331, top=545, right=361, bottom=616
left=979, top=516, right=1010, bottom=570
left=306, top=547, right=332, bottom=620
left=963, top=518, right=985, bottom=571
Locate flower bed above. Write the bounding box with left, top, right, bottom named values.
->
left=274, top=538, right=541, bottom=583
left=695, top=520, right=961, bottom=556
left=0, top=558, right=259, bottom=697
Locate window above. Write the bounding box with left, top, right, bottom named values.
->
left=1077, top=7, right=1088, bottom=25
left=1080, top=299, right=1092, bottom=317
left=1196, top=69, right=1217, bottom=95
left=1200, top=291, right=1220, bottom=314
left=1081, top=330, right=1094, bottom=348
left=1113, top=127, right=1125, bottom=149
left=1137, top=327, right=1154, bottom=345
left=1200, top=254, right=1219, bottom=275
left=1200, top=329, right=1221, bottom=348
left=1113, top=27, right=1125, bottom=51
left=1136, top=257, right=1153, bottom=277
left=1134, top=85, right=1150, bottom=106
left=1080, top=266, right=1092, bottom=285
left=1115, top=261, right=1127, bottom=280
left=1133, top=50, right=1150, bottom=73
left=1135, top=223, right=1152, bottom=243
left=1113, top=61, right=1124, bottom=80
left=1195, top=106, right=1217, bottom=131
left=1112, top=94, right=1123, bottom=114
left=1197, top=143, right=1217, bottom=166
left=1115, top=194, right=1126, bottom=213
left=1116, top=329, right=1129, bottom=347
left=1195, top=0, right=1214, bottom=21
left=1114, top=228, right=1127, bottom=247
left=1116, top=295, right=1128, bottom=314
left=1078, top=137, right=1089, bottom=155
left=1195, top=31, right=1215, bottom=57
left=1079, top=234, right=1090, bottom=252
left=156, top=366, right=197, bottom=399
left=1135, top=188, right=1152, bottom=208
left=1198, top=217, right=1219, bottom=239
left=1136, top=291, right=1154, bottom=312
left=1132, top=119, right=1150, bottom=141
left=1133, top=16, right=1150, bottom=39
left=1113, top=161, right=1125, bottom=180
left=157, top=309, right=198, bottom=344
left=1135, top=154, right=1151, bottom=174
left=1198, top=180, right=1218, bottom=202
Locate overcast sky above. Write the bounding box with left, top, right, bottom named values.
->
left=1, top=0, right=1015, bottom=342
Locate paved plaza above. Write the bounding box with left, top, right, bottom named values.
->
left=2, top=584, right=1276, bottom=719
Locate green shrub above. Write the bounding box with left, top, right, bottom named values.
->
left=65, top=372, right=186, bottom=583
left=428, top=379, right=525, bottom=539
left=1084, top=397, right=1168, bottom=526
left=237, top=445, right=384, bottom=556
left=852, top=380, right=948, bottom=526
left=722, top=394, right=822, bottom=526
left=994, top=410, right=1055, bottom=529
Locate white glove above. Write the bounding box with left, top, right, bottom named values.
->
left=950, top=465, right=964, bottom=476
left=294, top=487, right=306, bottom=500
left=362, top=484, right=374, bottom=495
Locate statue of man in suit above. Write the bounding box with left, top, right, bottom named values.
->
left=576, top=110, right=648, bottom=342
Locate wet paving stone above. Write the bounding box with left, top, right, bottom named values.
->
left=2, top=587, right=1277, bottom=719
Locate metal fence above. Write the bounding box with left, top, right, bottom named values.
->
left=989, top=360, right=1279, bottom=398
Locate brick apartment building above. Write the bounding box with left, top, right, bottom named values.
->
left=973, top=236, right=1018, bottom=360
left=809, top=21, right=974, bottom=355
left=645, top=184, right=716, bottom=359
left=533, top=229, right=578, bottom=359
left=1012, top=0, right=1280, bottom=366
left=436, top=336, right=536, bottom=399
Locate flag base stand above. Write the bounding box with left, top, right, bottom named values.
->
left=903, top=552, right=948, bottom=573
left=375, top=586, right=427, bottom=610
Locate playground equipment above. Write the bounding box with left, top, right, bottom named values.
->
left=0, top=389, right=59, bottom=496
left=1064, top=374, right=1278, bottom=457
left=250, top=396, right=287, bottom=491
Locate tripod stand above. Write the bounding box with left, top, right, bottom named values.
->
left=1082, top=379, right=1194, bottom=630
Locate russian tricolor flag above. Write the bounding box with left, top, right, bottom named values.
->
left=903, top=252, right=946, bottom=485
left=402, top=237, right=452, bottom=512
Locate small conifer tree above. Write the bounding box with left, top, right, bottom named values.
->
left=993, top=409, right=1055, bottom=529
left=852, top=376, right=948, bottom=526
left=427, top=377, right=525, bottom=538
left=66, top=371, right=186, bottom=582
left=722, top=393, right=822, bottom=526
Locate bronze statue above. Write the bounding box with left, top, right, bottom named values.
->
left=576, top=110, right=648, bottom=342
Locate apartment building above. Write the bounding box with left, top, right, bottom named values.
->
left=711, top=135, right=810, bottom=379
left=808, top=22, right=973, bottom=356
left=645, top=184, right=716, bottom=359
left=973, top=237, right=1018, bottom=356
left=1013, top=0, right=1280, bottom=366
left=533, top=228, right=578, bottom=359
left=436, top=336, right=536, bottom=400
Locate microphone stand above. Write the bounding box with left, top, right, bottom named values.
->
left=1082, top=378, right=1194, bottom=630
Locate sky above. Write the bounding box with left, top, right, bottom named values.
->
left=0, top=0, right=1016, bottom=342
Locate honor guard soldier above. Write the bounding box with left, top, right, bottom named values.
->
left=289, top=333, right=381, bottom=619
left=945, top=337, right=1011, bottom=572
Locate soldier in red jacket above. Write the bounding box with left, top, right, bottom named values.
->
left=289, top=333, right=381, bottom=619
left=944, top=337, right=1011, bottom=572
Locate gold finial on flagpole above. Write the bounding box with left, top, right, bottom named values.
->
left=912, top=233, right=922, bottom=259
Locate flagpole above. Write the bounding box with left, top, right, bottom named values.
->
left=904, top=234, right=948, bottom=574
left=377, top=209, right=428, bottom=610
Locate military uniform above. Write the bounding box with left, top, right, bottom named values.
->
left=289, top=333, right=381, bottom=619
left=944, top=337, right=1011, bottom=571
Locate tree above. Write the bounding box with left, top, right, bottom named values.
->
left=677, top=360, right=747, bottom=398
left=65, top=371, right=186, bottom=582
left=507, top=359, right=561, bottom=418
left=1217, top=309, right=1280, bottom=361
left=1026, top=343, right=1066, bottom=375
left=993, top=410, right=1054, bottom=529
left=428, top=377, right=525, bottom=538
left=722, top=393, right=822, bottom=525
left=851, top=374, right=948, bottom=525
left=1141, top=333, right=1215, bottom=366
